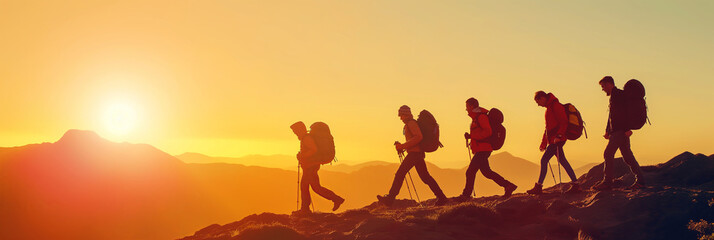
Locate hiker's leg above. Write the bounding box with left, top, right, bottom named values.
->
left=412, top=152, right=446, bottom=199
left=300, top=166, right=315, bottom=210
left=555, top=142, right=579, bottom=182
left=537, top=144, right=557, bottom=185
left=618, top=133, right=645, bottom=183
left=478, top=151, right=512, bottom=187
left=462, top=152, right=484, bottom=196
left=388, top=153, right=417, bottom=197
left=309, top=165, right=340, bottom=201
left=602, top=133, right=620, bottom=182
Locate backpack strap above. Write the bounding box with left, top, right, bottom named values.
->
left=404, top=119, right=418, bottom=136
left=472, top=113, right=491, bottom=143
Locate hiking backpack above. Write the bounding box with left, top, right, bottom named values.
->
left=486, top=108, right=506, bottom=150
left=562, top=103, right=587, bottom=140
left=308, top=122, right=336, bottom=164
left=623, top=79, right=649, bottom=130
left=416, top=110, right=443, bottom=152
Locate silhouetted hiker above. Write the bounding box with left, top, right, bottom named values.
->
left=377, top=105, right=448, bottom=206
left=526, top=91, right=581, bottom=194
left=290, top=121, right=345, bottom=215
left=592, top=76, right=646, bottom=191
left=455, top=98, right=517, bottom=201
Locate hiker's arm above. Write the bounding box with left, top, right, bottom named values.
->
left=540, top=130, right=548, bottom=151
left=605, top=95, right=614, bottom=134
left=471, top=114, right=492, bottom=140
left=400, top=121, right=423, bottom=149
left=554, top=103, right=567, bottom=142
left=298, top=135, right=317, bottom=160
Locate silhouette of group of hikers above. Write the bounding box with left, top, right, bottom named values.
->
left=290, top=76, right=649, bottom=215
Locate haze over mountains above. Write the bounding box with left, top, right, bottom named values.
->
left=0, top=130, right=622, bottom=239
left=176, top=152, right=297, bottom=170
left=175, top=152, right=597, bottom=173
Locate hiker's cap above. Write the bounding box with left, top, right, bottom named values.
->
left=398, top=105, right=412, bottom=116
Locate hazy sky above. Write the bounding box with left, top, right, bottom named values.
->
left=1, top=0, right=712, bottom=168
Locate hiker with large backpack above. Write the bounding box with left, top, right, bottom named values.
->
left=526, top=91, right=581, bottom=194
left=455, top=98, right=517, bottom=201
left=377, top=105, right=448, bottom=206
left=592, top=76, right=646, bottom=191
left=290, top=121, right=345, bottom=215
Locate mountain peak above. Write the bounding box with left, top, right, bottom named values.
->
left=56, top=129, right=106, bottom=145
left=675, top=151, right=695, bottom=159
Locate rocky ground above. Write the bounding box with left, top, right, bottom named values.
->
left=180, top=152, right=714, bottom=240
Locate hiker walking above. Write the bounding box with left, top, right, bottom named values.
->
left=290, top=121, right=345, bottom=215
left=592, top=76, right=646, bottom=190
left=455, top=98, right=517, bottom=201
left=526, top=91, right=581, bottom=194
left=377, top=105, right=448, bottom=206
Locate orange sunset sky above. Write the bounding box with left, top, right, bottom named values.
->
left=1, top=1, right=712, bottom=168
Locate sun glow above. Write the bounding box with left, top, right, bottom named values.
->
left=103, top=102, right=138, bottom=136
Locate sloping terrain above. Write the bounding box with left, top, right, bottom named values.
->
left=181, top=152, right=714, bottom=240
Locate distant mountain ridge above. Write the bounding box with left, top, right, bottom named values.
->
left=0, top=130, right=191, bottom=240
left=175, top=150, right=598, bottom=175
left=176, top=152, right=296, bottom=170
left=0, top=129, right=692, bottom=240
left=0, top=130, right=546, bottom=240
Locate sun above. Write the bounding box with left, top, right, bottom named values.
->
left=103, top=103, right=138, bottom=136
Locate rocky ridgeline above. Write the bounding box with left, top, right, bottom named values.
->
left=181, top=152, right=714, bottom=240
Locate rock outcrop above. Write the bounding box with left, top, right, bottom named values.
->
left=181, top=152, right=714, bottom=240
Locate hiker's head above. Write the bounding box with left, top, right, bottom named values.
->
left=534, top=91, right=548, bottom=107
left=599, top=76, right=615, bottom=96
left=290, top=121, right=308, bottom=138
left=398, top=105, right=413, bottom=122
left=466, top=97, right=479, bottom=113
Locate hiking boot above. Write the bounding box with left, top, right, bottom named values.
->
left=332, top=197, right=345, bottom=211
left=376, top=194, right=394, bottom=206
left=291, top=208, right=311, bottom=216
left=592, top=180, right=613, bottom=191
left=434, top=197, right=449, bottom=206
left=626, top=182, right=645, bottom=190
left=565, top=182, right=582, bottom=194
left=526, top=183, right=543, bottom=195
left=454, top=194, right=472, bottom=202
left=503, top=183, right=517, bottom=198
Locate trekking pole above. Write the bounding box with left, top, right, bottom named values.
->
left=466, top=139, right=475, bottom=198
left=466, top=139, right=472, bottom=161
left=556, top=146, right=563, bottom=194
left=401, top=151, right=421, bottom=205
left=397, top=152, right=414, bottom=201
left=548, top=162, right=557, bottom=187
left=557, top=160, right=562, bottom=185
left=297, top=163, right=300, bottom=211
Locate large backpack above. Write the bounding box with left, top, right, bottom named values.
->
left=562, top=103, right=587, bottom=140
left=416, top=110, right=443, bottom=152
left=308, top=122, right=335, bottom=164
left=486, top=108, right=506, bottom=150
left=623, top=79, right=648, bottom=130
